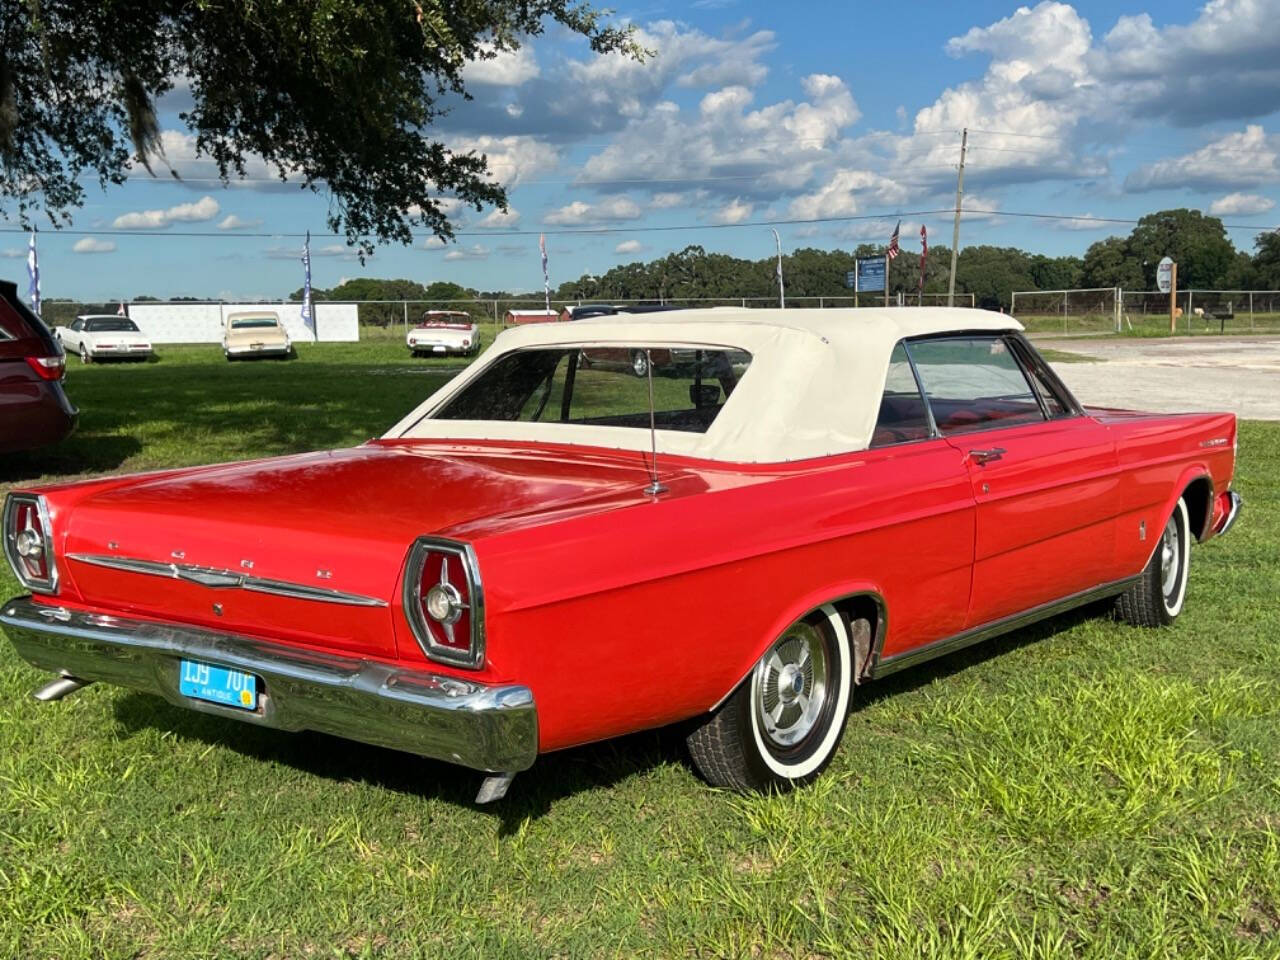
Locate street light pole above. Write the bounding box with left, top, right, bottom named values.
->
left=770, top=228, right=785, bottom=308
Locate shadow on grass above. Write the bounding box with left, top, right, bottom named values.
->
left=110, top=691, right=679, bottom=835
left=108, top=604, right=1112, bottom=832
left=855, top=600, right=1110, bottom=709
left=0, top=433, right=143, bottom=483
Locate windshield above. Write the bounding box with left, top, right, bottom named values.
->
left=230, top=317, right=280, bottom=330
left=434, top=346, right=751, bottom=434
left=85, top=318, right=140, bottom=332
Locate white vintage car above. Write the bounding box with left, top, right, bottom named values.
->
left=223, top=311, right=292, bottom=360
left=55, top=315, right=154, bottom=362
left=407, top=311, right=479, bottom=357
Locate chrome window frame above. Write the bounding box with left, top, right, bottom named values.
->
left=903, top=332, right=1061, bottom=438
left=402, top=536, right=486, bottom=670
left=3, top=494, right=59, bottom=594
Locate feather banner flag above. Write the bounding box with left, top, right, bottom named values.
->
left=539, top=233, right=550, bottom=314
left=301, top=231, right=315, bottom=340
left=918, top=224, right=928, bottom=300
left=26, top=230, right=41, bottom=317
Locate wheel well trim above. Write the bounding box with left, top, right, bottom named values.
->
left=708, top=586, right=887, bottom=712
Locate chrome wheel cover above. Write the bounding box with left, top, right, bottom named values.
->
left=1160, top=513, right=1180, bottom=597
left=753, top=621, right=829, bottom=748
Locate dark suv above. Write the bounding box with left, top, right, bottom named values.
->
left=0, top=280, right=77, bottom=454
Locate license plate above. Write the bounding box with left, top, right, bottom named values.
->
left=432, top=345, right=446, bottom=353
left=179, top=659, right=258, bottom=710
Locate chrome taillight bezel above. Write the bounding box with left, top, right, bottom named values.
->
left=403, top=536, right=485, bottom=669
left=3, top=493, right=59, bottom=594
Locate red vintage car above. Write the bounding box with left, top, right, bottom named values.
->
left=1, top=309, right=1241, bottom=802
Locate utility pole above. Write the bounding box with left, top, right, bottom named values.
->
left=947, top=128, right=967, bottom=308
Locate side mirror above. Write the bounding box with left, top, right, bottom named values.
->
left=689, top=384, right=720, bottom=408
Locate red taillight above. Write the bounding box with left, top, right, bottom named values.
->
left=25, top=355, right=65, bottom=381
left=403, top=538, right=484, bottom=668
left=4, top=494, right=59, bottom=592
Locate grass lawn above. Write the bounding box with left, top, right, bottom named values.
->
left=1, top=343, right=1277, bottom=958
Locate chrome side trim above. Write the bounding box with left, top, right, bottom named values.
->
left=868, top=574, right=1140, bottom=679
left=402, top=537, right=486, bottom=670
left=67, top=554, right=388, bottom=608
left=3, top=494, right=59, bottom=594
left=0, top=596, right=536, bottom=773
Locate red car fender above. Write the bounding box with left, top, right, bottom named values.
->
left=706, top=580, right=888, bottom=711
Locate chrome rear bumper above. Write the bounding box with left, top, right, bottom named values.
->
left=0, top=597, right=537, bottom=773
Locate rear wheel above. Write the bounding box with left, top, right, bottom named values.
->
left=686, top=606, right=853, bottom=791
left=1116, top=497, right=1191, bottom=627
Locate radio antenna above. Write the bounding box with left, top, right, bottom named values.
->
left=643, top=349, right=667, bottom=496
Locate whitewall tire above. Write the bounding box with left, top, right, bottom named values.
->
left=687, top=604, right=854, bottom=790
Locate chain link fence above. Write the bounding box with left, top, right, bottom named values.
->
left=1013, top=288, right=1280, bottom=337
left=42, top=294, right=980, bottom=344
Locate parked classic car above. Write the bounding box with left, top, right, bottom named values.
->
left=407, top=311, right=479, bottom=357
left=1, top=308, right=1242, bottom=802
left=55, top=314, right=154, bottom=363
left=0, top=280, right=77, bottom=453
left=223, top=311, right=292, bottom=360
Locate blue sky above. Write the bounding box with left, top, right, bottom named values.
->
left=4, top=0, right=1280, bottom=300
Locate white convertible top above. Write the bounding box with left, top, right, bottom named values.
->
left=386, top=307, right=1023, bottom=463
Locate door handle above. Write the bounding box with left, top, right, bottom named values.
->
left=969, top=447, right=1006, bottom=465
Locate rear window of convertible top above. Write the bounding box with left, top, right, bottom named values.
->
left=433, top=346, right=752, bottom=434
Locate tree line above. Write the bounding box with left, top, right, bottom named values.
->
left=286, top=209, right=1279, bottom=314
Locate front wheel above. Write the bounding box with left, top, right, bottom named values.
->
left=79, top=343, right=91, bottom=364
left=1116, top=497, right=1191, bottom=627
left=686, top=606, right=853, bottom=791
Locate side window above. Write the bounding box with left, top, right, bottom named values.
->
left=871, top=343, right=932, bottom=447
left=907, top=336, right=1045, bottom=435
left=1011, top=341, right=1072, bottom=419
left=71, top=318, right=83, bottom=332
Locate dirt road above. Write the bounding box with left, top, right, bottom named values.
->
left=1039, top=336, right=1280, bottom=420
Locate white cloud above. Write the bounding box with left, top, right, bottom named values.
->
left=544, top=196, right=642, bottom=226
left=1209, top=192, right=1276, bottom=216
left=650, top=192, right=691, bottom=209
left=73, top=237, right=117, bottom=254
left=264, top=242, right=352, bottom=260
left=113, top=195, right=220, bottom=229
left=788, top=169, right=909, bottom=220
left=614, top=240, right=644, bottom=254
left=143, top=130, right=295, bottom=188
left=450, top=134, right=559, bottom=188
left=217, top=214, right=263, bottom=230
left=421, top=236, right=447, bottom=249
left=577, top=74, right=859, bottom=202
left=444, top=244, right=490, bottom=261
left=1053, top=213, right=1110, bottom=230
left=464, top=44, right=540, bottom=87
left=1127, top=126, right=1280, bottom=192
left=0, top=248, right=24, bottom=259
left=476, top=207, right=521, bottom=229
left=710, top=197, right=753, bottom=224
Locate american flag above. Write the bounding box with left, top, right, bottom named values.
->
left=886, top=221, right=901, bottom=260
left=539, top=233, right=550, bottom=313
left=26, top=230, right=40, bottom=317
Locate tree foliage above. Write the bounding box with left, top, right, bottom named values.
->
left=1, top=0, right=640, bottom=255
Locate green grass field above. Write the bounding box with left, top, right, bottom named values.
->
left=1017, top=312, right=1280, bottom=338
left=1, top=343, right=1277, bottom=958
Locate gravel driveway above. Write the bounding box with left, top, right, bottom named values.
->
left=1039, top=336, right=1280, bottom=420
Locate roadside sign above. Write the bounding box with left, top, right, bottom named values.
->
left=844, top=270, right=857, bottom=289
left=856, top=257, right=886, bottom=292
left=1157, top=256, right=1174, bottom=294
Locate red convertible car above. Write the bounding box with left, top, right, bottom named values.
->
left=1, top=309, right=1241, bottom=802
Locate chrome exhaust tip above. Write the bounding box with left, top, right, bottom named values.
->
left=33, top=674, right=92, bottom=702
left=475, top=772, right=515, bottom=804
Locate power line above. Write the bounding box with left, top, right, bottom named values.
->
left=2, top=207, right=1275, bottom=241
